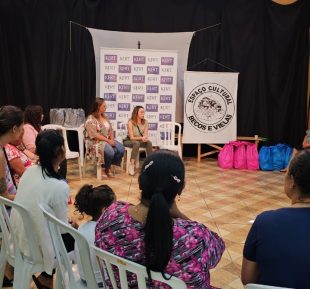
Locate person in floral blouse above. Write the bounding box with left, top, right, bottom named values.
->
left=95, top=150, right=225, bottom=289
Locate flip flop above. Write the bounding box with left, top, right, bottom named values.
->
left=32, top=275, right=52, bottom=289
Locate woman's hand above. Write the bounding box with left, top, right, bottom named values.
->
left=141, top=136, right=148, bottom=142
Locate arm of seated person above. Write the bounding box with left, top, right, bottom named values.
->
left=128, top=121, right=142, bottom=141
left=241, top=257, right=259, bottom=285
left=9, top=157, right=26, bottom=177
left=0, top=151, right=14, bottom=201
left=142, top=120, right=149, bottom=142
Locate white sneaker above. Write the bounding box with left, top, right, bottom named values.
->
left=128, top=164, right=135, bottom=176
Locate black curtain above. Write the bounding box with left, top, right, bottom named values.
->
left=0, top=0, right=309, bottom=148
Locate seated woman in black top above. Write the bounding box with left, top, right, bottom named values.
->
left=242, top=149, right=310, bottom=289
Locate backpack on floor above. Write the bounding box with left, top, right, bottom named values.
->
left=232, top=141, right=247, bottom=169
left=259, top=146, right=273, bottom=171
left=218, top=143, right=234, bottom=169
left=246, top=142, right=259, bottom=170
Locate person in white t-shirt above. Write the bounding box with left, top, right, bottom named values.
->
left=74, top=184, right=116, bottom=287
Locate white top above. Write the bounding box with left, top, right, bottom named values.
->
left=10, top=165, right=69, bottom=274
left=75, top=221, right=103, bottom=284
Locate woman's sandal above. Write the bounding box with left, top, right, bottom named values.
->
left=105, top=169, right=115, bottom=178
left=2, top=276, right=13, bottom=287
left=32, top=275, right=52, bottom=289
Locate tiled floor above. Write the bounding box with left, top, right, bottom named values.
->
left=6, top=157, right=289, bottom=289
left=68, top=157, right=288, bottom=289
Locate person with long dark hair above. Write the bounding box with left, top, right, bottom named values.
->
left=22, top=105, right=43, bottom=153
left=10, top=129, right=75, bottom=289
left=123, top=106, right=153, bottom=176
left=0, top=105, right=24, bottom=287
left=85, top=98, right=125, bottom=178
left=95, top=150, right=225, bottom=288
left=242, top=149, right=310, bottom=289
left=0, top=105, right=24, bottom=201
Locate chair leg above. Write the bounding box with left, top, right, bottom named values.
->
left=135, top=153, right=140, bottom=169
left=0, top=248, right=7, bottom=287
left=126, top=149, right=131, bottom=174
left=97, top=165, right=102, bottom=180
left=78, top=158, right=82, bottom=180
left=12, top=262, right=32, bottom=289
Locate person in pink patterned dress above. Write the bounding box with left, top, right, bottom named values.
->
left=95, top=150, right=225, bottom=289
left=4, top=140, right=33, bottom=185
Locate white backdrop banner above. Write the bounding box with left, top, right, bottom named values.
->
left=100, top=47, right=178, bottom=146
left=183, top=71, right=239, bottom=144
left=88, top=28, right=194, bottom=122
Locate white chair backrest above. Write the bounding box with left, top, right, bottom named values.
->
left=0, top=196, right=43, bottom=264
left=39, top=204, right=99, bottom=289
left=245, top=284, right=294, bottom=289
left=0, top=196, right=44, bottom=289
left=42, top=124, right=70, bottom=153
left=157, top=122, right=182, bottom=158
left=91, top=244, right=187, bottom=289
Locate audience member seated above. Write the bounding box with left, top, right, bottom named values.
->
left=95, top=150, right=225, bottom=288
left=0, top=105, right=24, bottom=287
left=242, top=149, right=310, bottom=289
left=10, top=129, right=76, bottom=289
left=123, top=106, right=153, bottom=176
left=84, top=98, right=124, bottom=178
left=74, top=184, right=116, bottom=288
left=0, top=105, right=24, bottom=201
left=5, top=133, right=34, bottom=185
left=22, top=105, right=43, bottom=153
left=302, top=131, right=310, bottom=148
left=22, top=105, right=67, bottom=179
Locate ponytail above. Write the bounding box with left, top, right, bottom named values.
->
left=139, top=150, right=185, bottom=280
left=144, top=190, right=173, bottom=280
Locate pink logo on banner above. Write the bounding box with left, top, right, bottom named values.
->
left=148, top=123, right=158, bottom=130
left=146, top=104, right=158, bottom=112
left=160, top=95, right=173, bottom=103
left=159, top=114, right=172, bottom=121
left=106, top=112, right=116, bottom=120
left=133, top=56, right=146, bottom=64
left=104, top=55, right=117, bottom=63
left=104, top=93, right=117, bottom=101
left=118, top=84, right=131, bottom=92
left=132, top=94, right=145, bottom=102
left=119, top=65, right=131, bottom=73
left=161, top=57, right=174, bottom=65
left=104, top=74, right=117, bottom=82
left=146, top=85, right=159, bottom=93
left=132, top=75, right=145, bottom=83
left=160, top=76, right=173, bottom=85
left=118, top=103, right=131, bottom=111
left=147, top=66, right=160, bottom=75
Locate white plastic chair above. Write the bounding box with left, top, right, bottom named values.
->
left=42, top=124, right=82, bottom=179
left=0, top=196, right=45, bottom=289
left=119, top=122, right=147, bottom=174
left=157, top=122, right=182, bottom=158
left=91, top=244, right=187, bottom=289
left=39, top=204, right=99, bottom=289
left=245, top=284, right=294, bottom=289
